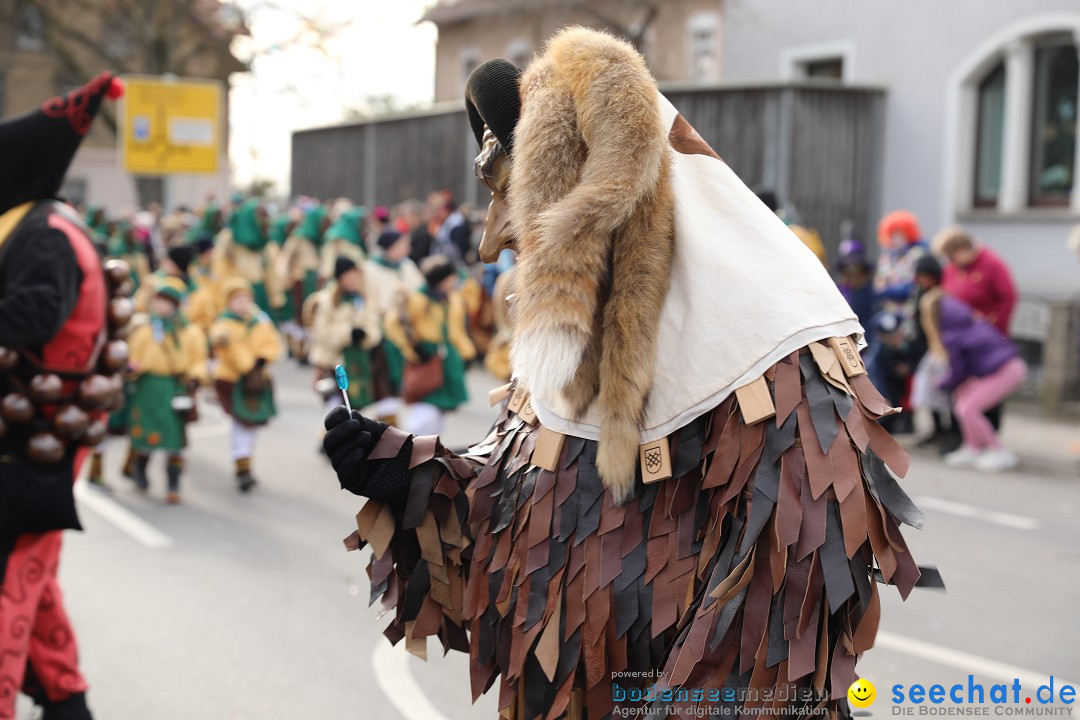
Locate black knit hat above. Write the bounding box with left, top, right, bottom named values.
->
left=376, top=229, right=403, bottom=250
left=915, top=255, right=942, bottom=281
left=193, top=234, right=215, bottom=255
left=465, top=59, right=523, bottom=154
left=0, top=73, right=124, bottom=215
left=421, top=254, right=456, bottom=288
left=167, top=245, right=194, bottom=274
left=334, top=255, right=358, bottom=281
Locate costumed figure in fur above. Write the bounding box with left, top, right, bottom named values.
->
left=322, top=28, right=940, bottom=720
left=0, top=73, right=130, bottom=720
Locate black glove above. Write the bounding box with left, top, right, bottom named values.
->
left=323, top=406, right=388, bottom=496
left=414, top=344, right=434, bottom=363
left=351, top=327, right=367, bottom=345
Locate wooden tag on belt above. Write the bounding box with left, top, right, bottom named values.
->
left=507, top=385, right=528, bottom=414
left=828, top=336, right=866, bottom=377
left=518, top=397, right=538, bottom=426
left=531, top=426, right=565, bottom=471
left=735, top=376, right=776, bottom=425
left=639, top=437, right=672, bottom=484
left=489, top=382, right=512, bottom=407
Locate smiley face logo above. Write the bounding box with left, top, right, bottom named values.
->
left=848, top=678, right=876, bottom=708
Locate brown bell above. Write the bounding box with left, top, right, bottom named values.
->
left=100, top=340, right=130, bottom=373
left=0, top=347, right=17, bottom=372
left=1, top=393, right=34, bottom=423
left=108, top=297, right=134, bottom=328
left=114, top=279, right=135, bottom=298
left=100, top=375, right=125, bottom=412
left=78, top=374, right=113, bottom=410
left=80, top=419, right=107, bottom=447
left=104, top=259, right=132, bottom=287
left=53, top=403, right=90, bottom=440
left=29, top=373, right=64, bottom=403
left=111, top=322, right=132, bottom=341
left=27, top=432, right=65, bottom=465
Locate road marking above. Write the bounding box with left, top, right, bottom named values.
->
left=372, top=641, right=453, bottom=720
left=877, top=632, right=1077, bottom=689
left=912, top=495, right=1041, bottom=531
left=74, top=480, right=174, bottom=549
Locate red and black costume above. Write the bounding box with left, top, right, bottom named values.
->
left=0, top=73, right=126, bottom=720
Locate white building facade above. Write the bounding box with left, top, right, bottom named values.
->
left=722, top=1, right=1080, bottom=302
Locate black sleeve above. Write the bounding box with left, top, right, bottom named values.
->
left=0, top=228, right=81, bottom=347
left=449, top=222, right=471, bottom=260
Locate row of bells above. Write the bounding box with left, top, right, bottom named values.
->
left=0, top=258, right=135, bottom=464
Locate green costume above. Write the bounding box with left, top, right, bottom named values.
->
left=221, top=310, right=277, bottom=425
left=230, top=199, right=273, bottom=314
left=129, top=316, right=188, bottom=453
left=296, top=205, right=328, bottom=301
left=414, top=288, right=468, bottom=411
left=270, top=214, right=296, bottom=326
left=187, top=202, right=223, bottom=243
left=323, top=207, right=365, bottom=251
left=84, top=204, right=109, bottom=245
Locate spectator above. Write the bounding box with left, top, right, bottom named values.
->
left=921, top=288, right=1027, bottom=472
left=430, top=194, right=471, bottom=264
left=836, top=238, right=875, bottom=345
left=933, top=226, right=1017, bottom=336
left=398, top=198, right=432, bottom=263
left=910, top=256, right=961, bottom=453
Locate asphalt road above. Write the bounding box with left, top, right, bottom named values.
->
left=20, top=360, right=1080, bottom=719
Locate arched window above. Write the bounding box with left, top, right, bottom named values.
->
left=1029, top=37, right=1078, bottom=206
left=974, top=62, right=1006, bottom=207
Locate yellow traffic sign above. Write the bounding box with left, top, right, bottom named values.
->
left=120, top=75, right=222, bottom=175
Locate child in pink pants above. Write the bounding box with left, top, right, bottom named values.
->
left=928, top=291, right=1027, bottom=471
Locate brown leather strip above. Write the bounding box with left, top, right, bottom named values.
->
left=799, top=401, right=835, bottom=501
left=776, top=447, right=805, bottom=549
left=851, top=580, right=880, bottom=653
left=368, top=424, right=411, bottom=460
left=864, top=414, right=912, bottom=478
left=417, top=511, right=444, bottom=567
left=669, top=113, right=722, bottom=160
left=839, top=477, right=867, bottom=559
left=774, top=350, right=803, bottom=426
left=796, top=469, right=827, bottom=560
left=410, top=434, right=438, bottom=469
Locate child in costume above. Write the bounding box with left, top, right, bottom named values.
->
left=383, top=255, right=476, bottom=436
left=186, top=235, right=222, bottom=333
left=308, top=257, right=384, bottom=413
left=210, top=278, right=282, bottom=492
left=212, top=198, right=283, bottom=319
left=279, top=203, right=329, bottom=361
left=127, top=277, right=207, bottom=503
left=319, top=203, right=366, bottom=282
left=322, top=30, right=938, bottom=720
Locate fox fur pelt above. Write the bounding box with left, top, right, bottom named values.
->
left=507, top=27, right=675, bottom=502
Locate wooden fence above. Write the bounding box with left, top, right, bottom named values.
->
left=291, top=82, right=886, bottom=263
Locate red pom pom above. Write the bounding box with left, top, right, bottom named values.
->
left=106, top=77, right=125, bottom=100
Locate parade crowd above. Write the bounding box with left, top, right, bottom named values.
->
left=73, top=185, right=1028, bottom=503
left=79, top=191, right=515, bottom=503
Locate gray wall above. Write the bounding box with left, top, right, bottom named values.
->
left=720, top=0, right=1080, bottom=298
left=292, top=85, right=884, bottom=264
